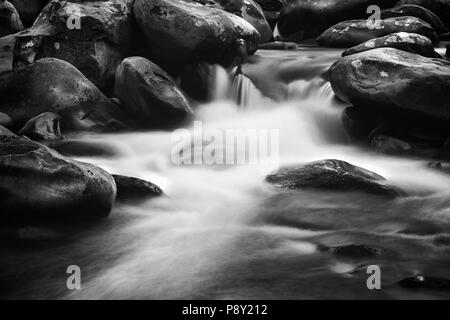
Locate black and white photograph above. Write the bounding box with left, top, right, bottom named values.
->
left=1, top=0, right=450, bottom=305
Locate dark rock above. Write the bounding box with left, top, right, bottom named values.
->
left=114, top=56, right=193, bottom=128
left=0, top=0, right=24, bottom=37
left=262, top=10, right=279, bottom=30
left=381, top=4, right=446, bottom=34
left=329, top=48, right=450, bottom=120
left=113, top=174, right=163, bottom=203
left=47, top=139, right=121, bottom=158
left=341, top=107, right=379, bottom=140
left=278, top=0, right=400, bottom=41
left=179, top=62, right=221, bottom=102
left=371, top=134, right=412, bottom=154
left=9, top=0, right=49, bottom=27
left=255, top=0, right=284, bottom=11
left=0, top=111, right=12, bottom=128
left=266, top=159, right=400, bottom=197
left=0, top=34, right=15, bottom=75
left=342, top=32, right=441, bottom=58
left=428, top=161, right=450, bottom=174
left=327, top=244, right=388, bottom=258
left=0, top=58, right=129, bottom=132
left=398, top=276, right=450, bottom=291
left=258, top=41, right=298, bottom=50
left=397, top=0, right=450, bottom=29
left=318, top=17, right=438, bottom=48
left=133, top=0, right=261, bottom=71
left=0, top=125, right=117, bottom=224
left=5, top=0, right=136, bottom=91
left=18, top=112, right=62, bottom=141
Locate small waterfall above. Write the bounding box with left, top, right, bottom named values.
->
left=230, top=72, right=272, bottom=108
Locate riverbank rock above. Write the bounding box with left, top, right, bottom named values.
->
left=318, top=17, right=438, bottom=47
left=266, top=159, right=400, bottom=197
left=0, top=125, right=117, bottom=224
left=133, top=0, right=260, bottom=71
left=398, top=0, right=450, bottom=29
left=18, top=112, right=62, bottom=141
left=278, top=0, right=399, bottom=41
left=9, top=0, right=48, bottom=26
left=329, top=48, right=450, bottom=120
left=0, top=58, right=128, bottom=132
left=114, top=57, right=193, bottom=128
left=4, top=0, right=136, bottom=91
left=381, top=4, right=446, bottom=34
left=342, top=32, right=441, bottom=58
left=0, top=0, right=24, bottom=37
left=113, top=175, right=163, bottom=203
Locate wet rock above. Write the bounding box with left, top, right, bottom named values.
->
left=114, top=57, right=193, bottom=128
left=329, top=48, right=450, bottom=120
left=371, top=134, right=412, bottom=154
left=0, top=111, right=12, bottom=128
left=179, top=62, right=221, bottom=102
left=326, top=244, right=387, bottom=258
left=255, top=0, right=284, bottom=11
left=318, top=17, right=438, bottom=48
left=113, top=174, right=163, bottom=203
left=342, top=32, right=441, bottom=58
left=278, top=0, right=400, bottom=41
left=262, top=10, right=279, bottom=30
left=5, top=0, right=136, bottom=91
left=133, top=0, right=260, bottom=71
left=428, top=161, right=450, bottom=174
left=47, top=139, right=120, bottom=158
left=0, top=0, right=24, bottom=37
left=381, top=4, right=446, bottom=34
left=9, top=0, right=48, bottom=27
left=341, top=107, right=380, bottom=141
left=258, top=41, right=298, bottom=50
left=397, top=0, right=450, bottom=29
left=398, top=276, right=450, bottom=291
left=0, top=58, right=128, bottom=132
left=0, top=125, right=117, bottom=224
left=266, top=159, right=400, bottom=197
left=18, top=112, right=62, bottom=141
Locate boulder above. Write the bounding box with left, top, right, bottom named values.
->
left=266, top=159, right=400, bottom=197
left=278, top=0, right=399, bottom=41
left=371, top=134, right=413, bottom=154
left=179, top=62, right=220, bottom=102
left=381, top=4, right=446, bottom=34
left=318, top=16, right=438, bottom=47
left=18, top=112, right=62, bottom=141
left=9, top=0, right=49, bottom=26
left=398, top=276, right=450, bottom=291
left=397, top=0, right=450, bottom=29
left=0, top=0, right=23, bottom=37
left=113, top=174, right=163, bottom=203
left=0, top=111, right=12, bottom=128
left=4, top=0, right=136, bottom=91
left=133, top=0, right=261, bottom=71
left=342, top=32, right=441, bottom=58
left=0, top=58, right=128, bottom=132
left=341, top=106, right=379, bottom=140
left=0, top=125, right=117, bottom=223
left=329, top=48, right=450, bottom=120
left=114, top=57, right=193, bottom=128
left=258, top=41, right=298, bottom=50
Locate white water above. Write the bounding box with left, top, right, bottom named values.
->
left=3, top=49, right=450, bottom=300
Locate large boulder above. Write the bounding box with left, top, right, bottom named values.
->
left=133, top=0, right=261, bottom=71
left=266, top=159, right=400, bottom=197
left=329, top=48, right=450, bottom=120
left=0, top=125, right=117, bottom=223
left=0, top=58, right=128, bottom=132
left=4, top=0, right=136, bottom=91
left=397, top=0, right=450, bottom=29
left=342, top=32, right=441, bottom=58
left=381, top=4, right=446, bottom=34
left=317, top=16, right=438, bottom=47
left=9, top=0, right=49, bottom=26
left=18, top=112, right=62, bottom=141
left=278, top=0, right=399, bottom=41
left=114, top=57, right=193, bottom=128
left=0, top=0, right=24, bottom=37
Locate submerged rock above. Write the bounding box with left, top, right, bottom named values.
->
left=342, top=32, right=441, bottom=58
left=18, top=112, right=62, bottom=141
left=133, top=0, right=260, bottom=71
left=114, top=57, right=193, bottom=128
left=266, top=159, right=400, bottom=197
left=0, top=58, right=128, bottom=132
left=371, top=134, right=412, bottom=155
left=258, top=41, right=298, bottom=50
left=0, top=125, right=117, bottom=223
left=0, top=0, right=24, bottom=37
left=329, top=48, right=450, bottom=120
left=318, top=17, right=438, bottom=48
left=113, top=175, right=163, bottom=203
left=326, top=244, right=389, bottom=258
left=398, top=276, right=450, bottom=291
left=381, top=4, right=446, bottom=34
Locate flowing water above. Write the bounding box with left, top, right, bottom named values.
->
left=1, top=48, right=450, bottom=300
